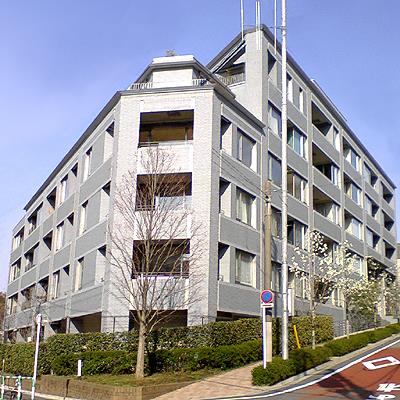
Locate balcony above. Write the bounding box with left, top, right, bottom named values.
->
left=215, top=63, right=245, bottom=86
left=138, top=110, right=194, bottom=173
left=129, top=79, right=214, bottom=91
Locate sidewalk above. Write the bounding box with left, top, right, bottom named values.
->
left=154, top=334, right=400, bottom=400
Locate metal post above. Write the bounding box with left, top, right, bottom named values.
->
left=1, top=375, right=4, bottom=400
left=77, top=360, right=82, bottom=377
left=262, top=307, right=267, bottom=368
left=263, top=181, right=273, bottom=363
left=240, top=0, right=244, bottom=42
left=17, top=376, right=21, bottom=400
left=32, top=313, right=42, bottom=400
left=280, top=0, right=289, bottom=360
left=274, top=0, right=277, bottom=53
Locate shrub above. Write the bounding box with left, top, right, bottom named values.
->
left=152, top=340, right=262, bottom=373
left=253, top=323, right=400, bottom=386
left=252, top=346, right=332, bottom=386
left=52, top=350, right=137, bottom=376
left=0, top=316, right=334, bottom=376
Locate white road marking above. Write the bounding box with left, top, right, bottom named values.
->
left=214, top=338, right=400, bottom=400
left=363, top=357, right=400, bottom=370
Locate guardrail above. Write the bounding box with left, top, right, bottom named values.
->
left=0, top=375, right=36, bottom=400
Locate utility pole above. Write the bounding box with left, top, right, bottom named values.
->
left=263, top=180, right=273, bottom=363
left=280, top=0, right=289, bottom=360
left=32, top=313, right=42, bottom=400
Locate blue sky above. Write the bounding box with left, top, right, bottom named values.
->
left=1, top=0, right=399, bottom=291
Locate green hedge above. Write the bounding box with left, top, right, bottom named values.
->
left=252, top=323, right=400, bottom=386
left=1, top=316, right=333, bottom=376
left=53, top=340, right=262, bottom=376
left=252, top=346, right=332, bottom=386
left=52, top=350, right=137, bottom=376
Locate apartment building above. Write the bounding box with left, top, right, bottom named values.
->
left=5, top=26, right=396, bottom=341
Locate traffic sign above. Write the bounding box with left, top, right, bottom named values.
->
left=261, top=290, right=274, bottom=308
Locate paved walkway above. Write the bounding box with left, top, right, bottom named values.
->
left=154, top=335, right=400, bottom=400
left=154, top=362, right=266, bottom=400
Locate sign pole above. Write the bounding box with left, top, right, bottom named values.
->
left=262, top=307, right=267, bottom=368
left=260, top=290, right=274, bottom=368
left=32, top=313, right=42, bottom=400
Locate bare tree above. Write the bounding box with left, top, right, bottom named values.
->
left=108, top=146, right=204, bottom=378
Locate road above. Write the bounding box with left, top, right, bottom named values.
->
left=216, top=338, right=400, bottom=400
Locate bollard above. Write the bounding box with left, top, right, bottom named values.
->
left=77, top=360, right=82, bottom=377
left=0, top=375, right=4, bottom=400
left=17, top=375, right=22, bottom=400
left=31, top=377, right=36, bottom=400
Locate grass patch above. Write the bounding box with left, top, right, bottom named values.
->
left=79, top=369, right=219, bottom=387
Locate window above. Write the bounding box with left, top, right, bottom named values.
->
left=21, top=285, right=35, bottom=310
left=346, top=217, right=362, bottom=239
left=12, top=229, right=24, bottom=251
left=288, top=127, right=306, bottom=158
left=287, top=75, right=293, bottom=102
left=25, top=245, right=38, bottom=270
left=345, top=147, right=360, bottom=172
left=353, top=255, right=363, bottom=274
left=7, top=295, right=18, bottom=315
left=9, top=259, right=21, bottom=282
left=316, top=203, right=340, bottom=225
left=287, top=170, right=307, bottom=203
left=287, top=218, right=307, bottom=249
left=55, top=223, right=65, bottom=251
left=345, top=181, right=361, bottom=205
left=237, top=130, right=255, bottom=169
left=331, top=204, right=340, bottom=225
left=363, top=164, right=378, bottom=187
left=268, top=104, right=282, bottom=137
left=75, top=258, right=84, bottom=291
left=236, top=188, right=254, bottom=226
left=271, top=208, right=281, bottom=238
left=268, top=51, right=278, bottom=86
left=58, top=175, right=69, bottom=205
left=83, top=148, right=92, bottom=181
left=299, top=87, right=304, bottom=113
left=235, top=250, right=255, bottom=287
left=316, top=164, right=339, bottom=186
left=295, top=275, right=309, bottom=300
left=268, top=153, right=281, bottom=186
left=51, top=271, right=60, bottom=299
left=332, top=128, right=340, bottom=151
left=332, top=288, right=344, bottom=307
left=365, top=196, right=378, bottom=218
left=271, top=263, right=281, bottom=292
left=46, top=188, right=57, bottom=214
left=27, top=205, right=41, bottom=234
left=78, top=202, right=88, bottom=235
left=366, top=228, right=374, bottom=248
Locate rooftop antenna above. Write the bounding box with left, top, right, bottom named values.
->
left=240, top=0, right=244, bottom=41
left=274, top=0, right=277, bottom=53
left=256, top=0, right=261, bottom=50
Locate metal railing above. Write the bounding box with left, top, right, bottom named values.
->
left=129, top=82, right=153, bottom=90
left=215, top=72, right=245, bottom=86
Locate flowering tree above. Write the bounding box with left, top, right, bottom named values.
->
left=291, top=231, right=369, bottom=345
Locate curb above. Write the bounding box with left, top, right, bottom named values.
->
left=257, top=333, right=400, bottom=392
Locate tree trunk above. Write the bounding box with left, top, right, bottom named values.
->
left=135, top=320, right=146, bottom=379
left=311, top=308, right=316, bottom=350
left=345, top=304, right=350, bottom=338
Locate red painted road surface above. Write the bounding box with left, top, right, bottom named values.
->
left=268, top=342, right=400, bottom=399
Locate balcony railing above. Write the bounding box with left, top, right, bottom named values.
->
left=129, top=79, right=213, bottom=90
left=215, top=72, right=245, bottom=86
left=136, top=196, right=192, bottom=211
